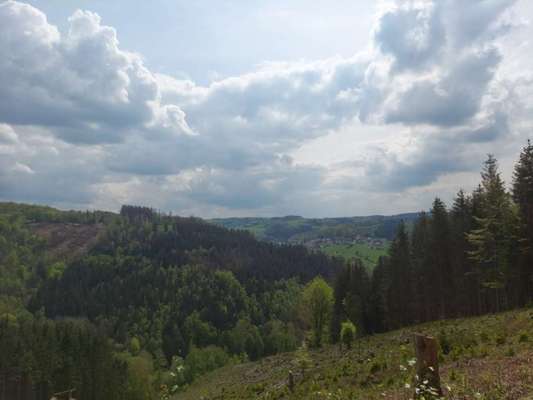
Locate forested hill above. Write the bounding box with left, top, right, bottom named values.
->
left=210, top=213, right=420, bottom=243
left=1, top=202, right=344, bottom=399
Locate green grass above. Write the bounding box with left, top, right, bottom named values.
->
left=175, top=308, right=533, bottom=400
left=319, top=242, right=389, bottom=270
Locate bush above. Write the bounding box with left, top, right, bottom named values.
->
left=262, top=320, right=299, bottom=355
left=438, top=331, right=451, bottom=355
left=184, top=345, right=230, bottom=382
left=129, top=336, right=141, bottom=355
left=225, top=319, right=264, bottom=360
left=340, top=321, right=357, bottom=350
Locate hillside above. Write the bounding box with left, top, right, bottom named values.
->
left=29, top=222, right=104, bottom=261
left=1, top=202, right=345, bottom=399
left=210, top=214, right=415, bottom=269
left=176, top=308, right=533, bottom=400
left=210, top=214, right=420, bottom=243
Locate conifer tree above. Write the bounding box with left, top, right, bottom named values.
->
left=410, top=212, right=430, bottom=322
left=368, top=256, right=389, bottom=333
left=385, top=222, right=412, bottom=329
left=467, top=155, right=514, bottom=312
left=429, top=198, right=454, bottom=318
left=450, top=190, right=476, bottom=316
left=512, top=140, right=533, bottom=304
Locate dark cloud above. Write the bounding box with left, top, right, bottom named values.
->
left=375, top=2, right=446, bottom=71
left=386, top=49, right=501, bottom=126
left=364, top=112, right=511, bottom=192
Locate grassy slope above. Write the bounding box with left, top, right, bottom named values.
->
left=319, top=242, right=389, bottom=271
left=175, top=308, right=533, bottom=400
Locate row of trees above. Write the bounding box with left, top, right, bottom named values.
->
left=331, top=142, right=533, bottom=337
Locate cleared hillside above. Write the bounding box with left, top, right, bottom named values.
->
left=175, top=308, right=533, bottom=400
left=30, top=222, right=104, bottom=261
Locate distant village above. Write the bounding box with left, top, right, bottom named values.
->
left=288, top=235, right=387, bottom=250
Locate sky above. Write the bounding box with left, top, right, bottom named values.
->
left=1, top=0, right=532, bottom=217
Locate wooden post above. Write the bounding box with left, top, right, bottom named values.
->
left=288, top=370, right=294, bottom=393
left=413, top=334, right=442, bottom=398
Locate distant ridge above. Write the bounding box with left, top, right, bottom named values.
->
left=210, top=212, right=420, bottom=243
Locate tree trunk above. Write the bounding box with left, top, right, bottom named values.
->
left=413, top=334, right=442, bottom=398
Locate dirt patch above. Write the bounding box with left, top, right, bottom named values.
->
left=439, top=351, right=533, bottom=400
left=29, top=222, right=104, bottom=261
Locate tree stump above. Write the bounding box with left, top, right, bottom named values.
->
left=413, top=334, right=442, bottom=398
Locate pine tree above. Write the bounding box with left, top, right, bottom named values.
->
left=428, top=198, right=454, bottom=318
left=450, top=190, right=476, bottom=316
left=385, top=222, right=413, bottom=329
left=512, top=140, right=533, bottom=304
left=467, top=155, right=514, bottom=312
left=368, top=256, right=389, bottom=333
left=410, top=212, right=430, bottom=323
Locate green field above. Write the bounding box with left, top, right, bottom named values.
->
left=175, top=308, right=533, bottom=400
left=319, top=242, right=389, bottom=270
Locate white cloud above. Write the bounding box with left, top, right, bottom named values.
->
left=0, top=0, right=532, bottom=216
left=0, top=1, right=191, bottom=143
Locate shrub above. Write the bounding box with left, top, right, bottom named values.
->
left=340, top=321, right=357, bottom=350
left=184, top=345, right=230, bottom=382
left=129, top=336, right=141, bottom=355
left=438, top=331, right=452, bottom=355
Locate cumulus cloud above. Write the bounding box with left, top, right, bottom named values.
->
left=0, top=1, right=191, bottom=143
left=0, top=0, right=530, bottom=216
left=385, top=49, right=502, bottom=126
left=0, top=125, right=105, bottom=206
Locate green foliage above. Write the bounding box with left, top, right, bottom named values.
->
left=122, top=351, right=157, bottom=400
left=302, top=277, right=333, bottom=347
left=320, top=242, right=389, bottom=270
left=262, top=320, right=299, bottom=355
left=130, top=336, right=142, bottom=355
left=0, top=214, right=45, bottom=301
left=0, top=315, right=130, bottom=400
left=225, top=318, right=264, bottom=360
left=183, top=346, right=230, bottom=383
left=340, top=321, right=356, bottom=349
left=184, top=312, right=217, bottom=348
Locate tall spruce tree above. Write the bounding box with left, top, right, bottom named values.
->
left=512, top=140, right=533, bottom=305
left=385, top=222, right=413, bottom=329
left=467, top=155, right=515, bottom=312
left=330, top=261, right=370, bottom=341
left=450, top=190, right=476, bottom=316
left=368, top=256, right=389, bottom=333
left=429, top=198, right=454, bottom=318
left=410, top=212, right=430, bottom=323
